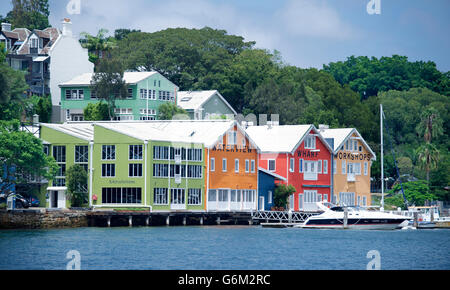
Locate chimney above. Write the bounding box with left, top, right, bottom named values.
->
left=1, top=23, right=12, bottom=32
left=61, top=18, right=73, bottom=37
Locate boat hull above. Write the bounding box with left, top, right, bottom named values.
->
left=302, top=218, right=409, bottom=230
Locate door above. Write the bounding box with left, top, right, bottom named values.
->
left=259, top=196, right=265, bottom=211
left=171, top=189, right=186, bottom=210
left=52, top=191, right=58, bottom=208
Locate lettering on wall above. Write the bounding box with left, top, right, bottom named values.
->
left=337, top=152, right=372, bottom=161
left=212, top=145, right=254, bottom=153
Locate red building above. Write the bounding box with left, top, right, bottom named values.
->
left=246, top=125, right=333, bottom=211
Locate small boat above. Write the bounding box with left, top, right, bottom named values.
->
left=298, top=202, right=410, bottom=230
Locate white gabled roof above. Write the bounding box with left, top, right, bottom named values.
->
left=59, top=71, right=158, bottom=87
left=320, top=128, right=376, bottom=160
left=177, top=90, right=237, bottom=114
left=94, top=120, right=246, bottom=148
left=245, top=125, right=314, bottom=153
left=40, top=123, right=94, bottom=141
left=258, top=167, right=287, bottom=181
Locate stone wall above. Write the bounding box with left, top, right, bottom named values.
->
left=0, top=209, right=89, bottom=229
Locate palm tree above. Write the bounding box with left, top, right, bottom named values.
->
left=415, top=143, right=440, bottom=185
left=79, top=29, right=117, bottom=65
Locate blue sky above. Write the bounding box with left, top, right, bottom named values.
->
left=1, top=0, right=449, bottom=71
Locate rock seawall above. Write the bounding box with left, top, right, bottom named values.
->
left=0, top=209, right=89, bottom=229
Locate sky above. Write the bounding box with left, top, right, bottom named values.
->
left=1, top=0, right=449, bottom=72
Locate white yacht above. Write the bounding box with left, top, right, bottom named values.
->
left=298, top=202, right=411, bottom=230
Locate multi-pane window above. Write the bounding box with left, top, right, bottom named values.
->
left=318, top=160, right=322, bottom=174
left=154, top=188, right=168, bottom=205
left=53, top=146, right=66, bottom=163
left=251, top=160, right=256, bottom=173
left=102, top=145, right=115, bottom=160
left=102, top=188, right=142, bottom=204
left=187, top=149, right=202, bottom=161
left=102, top=164, right=115, bottom=177
left=75, top=145, right=88, bottom=173
left=140, top=89, right=148, bottom=99
left=129, top=145, right=143, bottom=160
left=342, top=160, right=346, bottom=174
left=188, top=189, right=202, bottom=205
left=65, top=89, right=84, bottom=100
left=127, top=88, right=133, bottom=99
left=90, top=90, right=98, bottom=99
left=153, top=146, right=169, bottom=160
left=227, top=131, right=237, bottom=145
left=210, top=158, right=215, bottom=172
left=129, top=164, right=143, bottom=177
left=153, top=164, right=169, bottom=177
left=305, top=135, right=316, bottom=149
left=245, top=160, right=250, bottom=173
left=324, top=160, right=328, bottom=174
left=53, top=146, right=66, bottom=187
left=222, top=158, right=227, bottom=172
left=290, top=158, right=295, bottom=172
left=187, top=165, right=202, bottom=178
left=364, top=162, right=368, bottom=176
left=171, top=189, right=185, bottom=205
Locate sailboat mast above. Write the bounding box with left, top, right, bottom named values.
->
left=380, top=104, right=384, bottom=211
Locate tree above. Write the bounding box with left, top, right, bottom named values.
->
left=387, top=181, right=437, bottom=208
left=28, top=95, right=52, bottom=123
left=157, top=103, right=189, bottom=120
left=90, top=59, right=128, bottom=120
left=0, top=120, right=58, bottom=197
left=273, top=184, right=296, bottom=209
left=66, top=164, right=88, bottom=208
left=416, top=143, right=440, bottom=186
left=6, top=0, right=50, bottom=30
left=114, top=28, right=141, bottom=41
left=80, top=29, right=117, bottom=65
left=83, top=102, right=110, bottom=121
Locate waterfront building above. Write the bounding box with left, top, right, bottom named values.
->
left=319, top=126, right=376, bottom=207
left=258, top=168, right=286, bottom=211
left=1, top=19, right=94, bottom=123
left=38, top=120, right=260, bottom=212
left=59, top=72, right=178, bottom=122
left=177, top=90, right=237, bottom=120
left=246, top=124, right=334, bottom=212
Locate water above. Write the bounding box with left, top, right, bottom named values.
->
left=0, top=226, right=449, bottom=270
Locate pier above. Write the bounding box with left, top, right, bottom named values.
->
left=252, top=211, right=319, bottom=228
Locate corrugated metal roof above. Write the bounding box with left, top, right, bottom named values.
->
left=177, top=90, right=218, bottom=110
left=41, top=123, right=94, bottom=141
left=319, top=128, right=376, bottom=160
left=245, top=125, right=313, bottom=153
left=59, top=72, right=158, bottom=87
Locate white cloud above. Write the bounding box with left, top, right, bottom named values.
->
left=275, top=0, right=358, bottom=40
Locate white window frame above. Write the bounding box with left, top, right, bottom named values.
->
left=222, top=158, right=227, bottom=172
left=318, top=160, right=322, bottom=174
left=251, top=160, right=256, bottom=173
left=364, top=162, right=368, bottom=176
left=268, top=159, right=276, bottom=172
left=289, top=158, right=295, bottom=172
left=235, top=159, right=239, bottom=173
left=324, top=160, right=328, bottom=174
left=210, top=158, right=215, bottom=172
left=245, top=159, right=250, bottom=173
left=299, top=159, right=304, bottom=173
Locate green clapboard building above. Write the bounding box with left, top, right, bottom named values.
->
left=59, top=71, right=179, bottom=122
left=39, top=120, right=238, bottom=212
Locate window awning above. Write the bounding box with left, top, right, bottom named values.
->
left=46, top=187, right=67, bottom=191
left=33, top=56, right=49, bottom=62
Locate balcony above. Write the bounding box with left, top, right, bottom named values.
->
left=175, top=174, right=182, bottom=184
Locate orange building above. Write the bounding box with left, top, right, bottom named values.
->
left=320, top=127, right=376, bottom=207
left=205, top=123, right=260, bottom=211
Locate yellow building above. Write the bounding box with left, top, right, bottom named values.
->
left=320, top=127, right=376, bottom=207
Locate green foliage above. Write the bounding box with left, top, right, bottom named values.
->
left=324, top=55, right=449, bottom=98
left=90, top=59, right=128, bottom=120
left=114, top=28, right=141, bottom=41
left=28, top=95, right=52, bottom=123
left=274, top=184, right=296, bottom=208
left=66, top=164, right=88, bottom=208
left=387, top=181, right=437, bottom=208
left=157, top=103, right=189, bottom=120
left=0, top=120, right=58, bottom=194
left=83, top=102, right=110, bottom=121
left=5, top=0, right=50, bottom=30
left=80, top=29, right=117, bottom=65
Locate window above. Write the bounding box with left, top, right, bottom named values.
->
left=102, top=164, right=116, bottom=177
left=210, top=158, right=215, bottom=172
left=299, top=159, right=304, bottom=173
left=222, top=158, right=227, bottom=172
left=65, top=89, right=84, bottom=100
left=318, top=160, right=322, bottom=174
left=129, top=164, right=143, bottom=177
left=305, top=135, right=316, bottom=149
left=75, top=145, right=88, bottom=172
left=154, top=188, right=168, bottom=205
left=363, top=196, right=367, bottom=206
left=129, top=145, right=143, bottom=160
left=102, top=145, right=115, bottom=160
left=153, top=164, right=169, bottom=177
left=251, top=160, right=256, bottom=173
left=171, top=189, right=185, bottom=205
left=53, top=146, right=66, bottom=163
left=140, top=89, right=148, bottom=99
left=353, top=141, right=358, bottom=152
left=333, top=160, right=337, bottom=175
left=187, top=148, right=203, bottom=161
left=153, top=146, right=169, bottom=160
left=339, top=192, right=355, bottom=206
left=268, top=191, right=273, bottom=204
left=188, top=189, right=202, bottom=205
left=187, top=165, right=202, bottom=178
left=290, top=158, right=295, bottom=172
left=324, top=194, right=328, bottom=202
left=208, top=190, right=217, bottom=202
left=342, top=160, right=346, bottom=174
left=354, top=163, right=361, bottom=175
left=102, top=188, right=142, bottom=204
left=268, top=159, right=276, bottom=172
left=235, top=159, right=239, bottom=173
left=228, top=131, right=237, bottom=145
left=127, top=88, right=133, bottom=99
left=245, top=160, right=250, bottom=173
left=324, top=160, right=328, bottom=174
left=90, top=90, right=97, bottom=99
left=364, top=162, right=368, bottom=176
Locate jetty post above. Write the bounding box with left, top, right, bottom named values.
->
left=343, top=208, right=348, bottom=229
